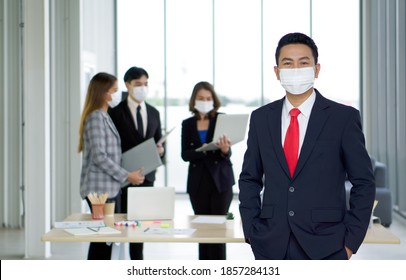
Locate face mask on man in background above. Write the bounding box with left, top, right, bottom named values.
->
left=131, top=86, right=149, bottom=102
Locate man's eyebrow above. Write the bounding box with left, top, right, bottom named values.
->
left=281, top=57, right=293, bottom=62
left=281, top=56, right=311, bottom=61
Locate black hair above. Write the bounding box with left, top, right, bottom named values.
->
left=123, top=66, right=149, bottom=83
left=275, top=32, right=318, bottom=65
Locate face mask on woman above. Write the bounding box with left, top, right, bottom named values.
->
left=194, top=100, right=214, bottom=114
left=107, top=91, right=122, bottom=108
left=279, top=66, right=315, bottom=95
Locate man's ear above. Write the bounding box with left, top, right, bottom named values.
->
left=274, top=66, right=280, bottom=80
left=124, top=81, right=131, bottom=92
left=314, top=63, right=321, bottom=78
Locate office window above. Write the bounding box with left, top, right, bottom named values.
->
left=117, top=0, right=165, bottom=185
left=117, top=0, right=360, bottom=193
left=312, top=0, right=360, bottom=108
left=165, top=0, right=213, bottom=191
left=213, top=0, right=261, bottom=190
left=263, top=0, right=311, bottom=103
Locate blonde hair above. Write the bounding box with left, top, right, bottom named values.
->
left=78, top=72, right=117, bottom=152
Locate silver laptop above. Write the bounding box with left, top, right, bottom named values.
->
left=127, top=187, right=175, bottom=220
left=122, top=138, right=162, bottom=175
left=195, top=114, right=249, bottom=152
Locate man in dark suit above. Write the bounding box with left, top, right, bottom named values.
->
left=239, top=33, right=375, bottom=260
left=109, top=66, right=164, bottom=260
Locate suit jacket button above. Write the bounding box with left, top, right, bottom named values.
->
left=214, top=161, right=218, bottom=164
left=288, top=211, right=295, bottom=216
left=289, top=186, right=295, bottom=192
left=192, top=164, right=196, bottom=167
left=190, top=143, right=194, bottom=146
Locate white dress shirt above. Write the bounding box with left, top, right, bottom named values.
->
left=281, top=91, right=316, bottom=156
left=127, top=97, right=148, bottom=137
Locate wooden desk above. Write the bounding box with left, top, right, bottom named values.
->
left=364, top=223, right=400, bottom=244
left=42, top=214, right=245, bottom=243
left=42, top=214, right=400, bottom=244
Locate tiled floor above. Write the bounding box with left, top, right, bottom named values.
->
left=1, top=194, right=406, bottom=260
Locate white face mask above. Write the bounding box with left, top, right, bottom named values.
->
left=107, top=91, right=122, bottom=108
left=279, top=67, right=315, bottom=95
left=131, top=86, right=148, bottom=102
left=194, top=100, right=214, bottom=114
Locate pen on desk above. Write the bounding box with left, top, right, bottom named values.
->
left=87, top=227, right=99, bottom=232
left=143, top=227, right=150, bottom=232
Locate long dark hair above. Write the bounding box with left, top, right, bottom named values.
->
left=78, top=72, right=117, bottom=152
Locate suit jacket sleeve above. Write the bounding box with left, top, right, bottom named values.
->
left=151, top=108, right=165, bottom=159
left=342, top=110, right=376, bottom=253
left=238, top=110, right=264, bottom=242
left=85, top=112, right=128, bottom=183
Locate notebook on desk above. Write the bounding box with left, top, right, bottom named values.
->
left=127, top=187, right=175, bottom=220
left=195, top=114, right=249, bottom=152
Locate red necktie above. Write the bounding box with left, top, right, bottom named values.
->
left=284, top=108, right=301, bottom=177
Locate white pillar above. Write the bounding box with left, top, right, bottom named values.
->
left=0, top=0, right=23, bottom=229
left=23, top=0, right=51, bottom=258
left=0, top=0, right=4, bottom=227
left=67, top=0, right=83, bottom=219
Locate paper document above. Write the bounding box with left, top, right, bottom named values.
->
left=122, top=138, right=162, bottom=175
left=157, top=126, right=176, bottom=145
left=64, top=227, right=121, bottom=236
left=191, top=216, right=226, bottom=224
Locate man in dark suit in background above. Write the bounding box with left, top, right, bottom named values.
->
left=239, top=33, right=375, bottom=260
left=109, top=66, right=164, bottom=260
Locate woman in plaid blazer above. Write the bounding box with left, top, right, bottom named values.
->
left=78, top=72, right=144, bottom=259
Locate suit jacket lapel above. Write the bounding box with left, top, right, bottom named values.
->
left=103, top=113, right=120, bottom=139
left=207, top=114, right=216, bottom=142
left=123, top=102, right=139, bottom=137
left=267, top=99, right=291, bottom=178
left=145, top=103, right=153, bottom=138
left=192, top=114, right=216, bottom=144
left=293, top=90, right=330, bottom=179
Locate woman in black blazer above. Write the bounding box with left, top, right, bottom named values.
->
left=181, top=81, right=235, bottom=260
